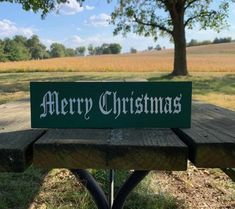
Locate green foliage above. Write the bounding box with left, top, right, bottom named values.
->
left=65, top=48, right=76, bottom=57
left=213, top=37, right=233, bottom=44
left=87, top=44, right=95, bottom=55
left=3, top=38, right=31, bottom=61
left=88, top=43, right=122, bottom=55
left=27, top=35, right=47, bottom=59
left=50, top=43, right=66, bottom=58
left=0, top=0, right=80, bottom=18
left=187, top=37, right=233, bottom=47
left=75, top=46, right=86, bottom=56
left=109, top=43, right=122, bottom=54
left=0, top=35, right=49, bottom=62
left=0, top=40, right=7, bottom=62
left=130, top=47, right=137, bottom=53
left=110, top=0, right=232, bottom=40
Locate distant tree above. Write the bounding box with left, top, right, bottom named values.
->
left=187, top=39, right=198, bottom=47
left=27, top=35, right=47, bottom=59
left=4, top=38, right=31, bottom=61
left=65, top=48, right=76, bottom=57
left=109, top=43, right=122, bottom=54
left=201, top=40, right=212, bottom=45
left=50, top=43, right=66, bottom=58
left=155, top=44, right=162, bottom=51
left=87, top=43, right=122, bottom=55
left=88, top=44, right=95, bottom=55
left=44, top=50, right=51, bottom=59
left=75, top=46, right=86, bottom=56
left=14, top=35, right=28, bottom=46
left=213, top=37, right=232, bottom=44
left=94, top=46, right=103, bottom=55
left=148, top=46, right=153, bottom=51
left=0, top=39, right=7, bottom=62
left=130, top=47, right=137, bottom=54
left=101, top=43, right=111, bottom=54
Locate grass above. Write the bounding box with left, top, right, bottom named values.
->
left=0, top=168, right=181, bottom=209
left=0, top=167, right=48, bottom=209
left=0, top=72, right=234, bottom=110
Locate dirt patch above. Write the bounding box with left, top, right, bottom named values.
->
left=151, top=163, right=235, bottom=209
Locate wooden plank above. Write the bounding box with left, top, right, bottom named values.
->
left=0, top=100, right=45, bottom=172
left=34, top=128, right=188, bottom=170
left=0, top=129, right=45, bottom=172
left=173, top=102, right=235, bottom=168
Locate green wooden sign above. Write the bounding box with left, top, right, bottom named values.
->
left=30, top=82, right=192, bottom=128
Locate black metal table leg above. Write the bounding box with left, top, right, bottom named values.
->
left=112, top=170, right=150, bottom=209
left=71, top=169, right=109, bottom=209
left=70, top=169, right=149, bottom=209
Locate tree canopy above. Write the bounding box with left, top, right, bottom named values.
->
left=110, top=0, right=233, bottom=75
left=0, top=35, right=88, bottom=61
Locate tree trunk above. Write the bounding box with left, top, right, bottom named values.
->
left=171, top=14, right=188, bottom=76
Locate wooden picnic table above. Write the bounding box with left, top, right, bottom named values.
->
left=0, top=99, right=234, bottom=209
left=1, top=99, right=234, bottom=172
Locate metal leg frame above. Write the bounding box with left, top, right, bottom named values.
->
left=70, top=169, right=150, bottom=209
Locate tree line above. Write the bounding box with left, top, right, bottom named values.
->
left=0, top=35, right=122, bottom=62
left=187, top=37, right=233, bottom=47
left=87, top=43, right=122, bottom=55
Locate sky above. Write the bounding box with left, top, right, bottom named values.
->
left=0, top=0, right=235, bottom=53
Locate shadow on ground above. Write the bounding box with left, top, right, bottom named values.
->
left=0, top=166, right=48, bottom=209
left=147, top=74, right=235, bottom=95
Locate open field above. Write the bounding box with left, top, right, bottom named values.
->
left=0, top=43, right=234, bottom=209
left=0, top=43, right=234, bottom=73
left=0, top=72, right=234, bottom=110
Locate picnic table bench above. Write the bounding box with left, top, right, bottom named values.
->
left=0, top=99, right=235, bottom=209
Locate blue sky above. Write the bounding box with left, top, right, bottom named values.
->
left=0, top=0, right=235, bottom=52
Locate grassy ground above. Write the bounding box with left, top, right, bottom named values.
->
left=0, top=168, right=181, bottom=209
left=0, top=72, right=234, bottom=110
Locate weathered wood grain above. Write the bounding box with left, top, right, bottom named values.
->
left=34, top=128, right=188, bottom=170
left=173, top=101, right=235, bottom=168
left=0, top=100, right=45, bottom=172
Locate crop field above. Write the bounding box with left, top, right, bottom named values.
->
left=0, top=43, right=234, bottom=73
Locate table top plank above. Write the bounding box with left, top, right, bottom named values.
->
left=0, top=100, right=45, bottom=172
left=34, top=128, right=188, bottom=170
left=174, top=102, right=235, bottom=168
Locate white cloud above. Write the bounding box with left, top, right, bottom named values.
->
left=57, top=0, right=84, bottom=15
left=41, top=39, right=58, bottom=48
left=85, top=5, right=95, bottom=11
left=0, top=19, right=34, bottom=38
left=85, top=13, right=111, bottom=27
left=70, top=35, right=85, bottom=45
